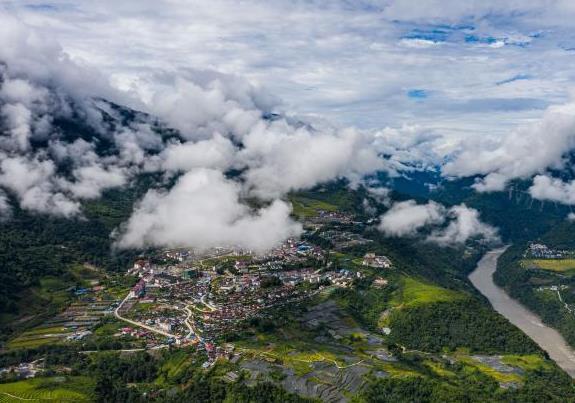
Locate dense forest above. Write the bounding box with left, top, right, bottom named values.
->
left=0, top=182, right=150, bottom=339
left=357, top=367, right=575, bottom=403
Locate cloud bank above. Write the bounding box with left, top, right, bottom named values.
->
left=378, top=200, right=445, bottom=237
left=0, top=14, right=397, bottom=252
left=378, top=200, right=498, bottom=246
left=115, top=169, right=302, bottom=252
left=528, top=175, right=575, bottom=205
left=443, top=102, right=575, bottom=191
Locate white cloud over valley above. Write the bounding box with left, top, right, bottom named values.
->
left=378, top=200, right=499, bottom=246
left=3, top=2, right=575, bottom=251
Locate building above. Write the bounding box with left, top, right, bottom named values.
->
left=129, top=279, right=146, bottom=298
left=363, top=253, right=392, bottom=268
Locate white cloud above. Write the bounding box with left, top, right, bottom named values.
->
left=0, top=5, right=570, bottom=253
left=160, top=134, right=237, bottom=173
left=427, top=204, right=499, bottom=246
left=0, top=155, right=80, bottom=217
left=240, top=125, right=385, bottom=198
left=60, top=164, right=128, bottom=199
left=378, top=200, right=498, bottom=245
left=378, top=200, right=446, bottom=237
left=0, top=190, right=11, bottom=219
left=528, top=175, right=575, bottom=205
left=0, top=15, right=400, bottom=252
left=6, top=0, right=574, bottom=135
left=444, top=102, right=575, bottom=191
left=115, top=168, right=302, bottom=252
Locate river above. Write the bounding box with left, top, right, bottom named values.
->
left=469, top=247, right=575, bottom=378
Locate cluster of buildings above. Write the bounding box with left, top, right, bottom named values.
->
left=0, top=360, right=44, bottom=380
left=525, top=243, right=568, bottom=259
left=319, top=230, right=372, bottom=250
left=362, top=253, right=393, bottom=269
left=265, top=238, right=326, bottom=264
left=114, top=215, right=394, bottom=360
left=306, top=210, right=356, bottom=228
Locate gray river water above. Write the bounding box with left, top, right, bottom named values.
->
left=469, top=248, right=575, bottom=378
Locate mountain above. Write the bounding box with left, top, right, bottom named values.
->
left=0, top=64, right=574, bottom=402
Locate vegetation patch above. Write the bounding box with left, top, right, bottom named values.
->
left=289, top=195, right=339, bottom=218
left=391, top=277, right=464, bottom=308
left=500, top=355, right=551, bottom=372
left=0, top=376, right=92, bottom=402
left=387, top=299, right=540, bottom=354
left=522, top=258, right=575, bottom=274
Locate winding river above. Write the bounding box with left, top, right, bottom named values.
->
left=469, top=247, right=575, bottom=378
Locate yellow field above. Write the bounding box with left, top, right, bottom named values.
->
left=523, top=259, right=575, bottom=273
left=391, top=277, right=464, bottom=308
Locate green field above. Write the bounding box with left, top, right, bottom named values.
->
left=522, top=258, right=575, bottom=274
left=7, top=325, right=72, bottom=350
left=156, top=350, right=192, bottom=385
left=501, top=354, right=551, bottom=371
left=455, top=355, right=523, bottom=384
left=289, top=195, right=339, bottom=218
left=93, top=320, right=124, bottom=336
left=391, top=277, right=463, bottom=308
left=0, top=377, right=92, bottom=402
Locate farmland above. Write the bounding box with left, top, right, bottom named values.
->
left=0, top=377, right=92, bottom=402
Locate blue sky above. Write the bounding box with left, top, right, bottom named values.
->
left=2, top=0, right=575, bottom=138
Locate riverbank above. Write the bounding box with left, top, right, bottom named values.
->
left=469, top=248, right=575, bottom=378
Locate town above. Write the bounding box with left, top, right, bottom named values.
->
left=115, top=235, right=392, bottom=366
left=1, top=208, right=395, bottom=378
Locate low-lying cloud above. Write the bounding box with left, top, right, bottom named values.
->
left=528, top=175, right=575, bottom=206
left=0, top=15, right=401, bottom=252
left=378, top=200, right=498, bottom=246
left=115, top=168, right=302, bottom=252
left=378, top=200, right=445, bottom=237
left=443, top=102, right=575, bottom=192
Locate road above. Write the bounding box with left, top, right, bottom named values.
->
left=114, top=293, right=177, bottom=339
left=469, top=247, right=575, bottom=378
left=183, top=305, right=202, bottom=340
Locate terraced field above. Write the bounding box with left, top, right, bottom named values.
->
left=0, top=377, right=92, bottom=402
left=6, top=326, right=72, bottom=350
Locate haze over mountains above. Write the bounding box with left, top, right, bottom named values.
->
left=2, top=11, right=575, bottom=256
left=5, top=4, right=575, bottom=402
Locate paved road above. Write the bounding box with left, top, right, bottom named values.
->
left=469, top=247, right=575, bottom=378
left=114, top=294, right=177, bottom=339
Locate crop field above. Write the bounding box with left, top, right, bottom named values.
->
left=7, top=325, right=71, bottom=350
left=455, top=356, right=523, bottom=384
left=0, top=377, right=92, bottom=402
left=289, top=196, right=338, bottom=218
left=501, top=354, right=551, bottom=371
left=392, top=277, right=463, bottom=308
left=522, top=259, right=575, bottom=274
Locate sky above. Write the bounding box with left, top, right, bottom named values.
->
left=2, top=1, right=575, bottom=250
left=3, top=0, right=575, bottom=135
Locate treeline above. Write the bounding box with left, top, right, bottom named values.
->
left=356, top=365, right=575, bottom=403
left=387, top=299, right=541, bottom=354
left=0, top=179, right=154, bottom=336
left=87, top=350, right=313, bottom=403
